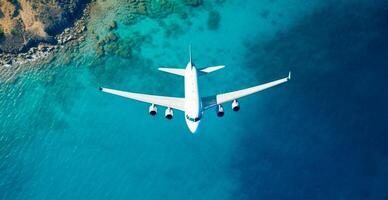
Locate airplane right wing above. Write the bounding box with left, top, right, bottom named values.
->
left=202, top=72, right=291, bottom=110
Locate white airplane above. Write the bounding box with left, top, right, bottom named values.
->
left=99, top=48, right=291, bottom=134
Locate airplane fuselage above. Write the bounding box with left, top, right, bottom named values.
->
left=184, top=62, right=202, bottom=133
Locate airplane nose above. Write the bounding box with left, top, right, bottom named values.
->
left=187, top=121, right=199, bottom=134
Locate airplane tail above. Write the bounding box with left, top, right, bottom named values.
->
left=158, top=45, right=224, bottom=77
left=189, top=44, right=192, bottom=64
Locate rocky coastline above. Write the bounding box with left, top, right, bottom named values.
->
left=0, top=1, right=91, bottom=68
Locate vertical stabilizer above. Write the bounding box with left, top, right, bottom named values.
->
left=189, top=44, right=192, bottom=65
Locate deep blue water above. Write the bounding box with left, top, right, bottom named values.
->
left=1, top=0, right=388, bottom=199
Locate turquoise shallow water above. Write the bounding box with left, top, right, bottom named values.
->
left=1, top=0, right=388, bottom=199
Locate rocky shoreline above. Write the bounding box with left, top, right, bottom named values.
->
left=0, top=3, right=91, bottom=68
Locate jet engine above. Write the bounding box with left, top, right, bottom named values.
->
left=149, top=104, right=157, bottom=116
left=165, top=107, right=173, bottom=119
left=216, top=104, right=224, bottom=117
left=232, top=100, right=240, bottom=111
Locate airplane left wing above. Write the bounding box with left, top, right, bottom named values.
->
left=99, top=87, right=185, bottom=111
left=202, top=72, right=291, bottom=110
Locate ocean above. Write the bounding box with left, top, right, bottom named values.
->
left=1, top=0, right=388, bottom=199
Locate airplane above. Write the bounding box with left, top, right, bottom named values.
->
left=99, top=47, right=291, bottom=134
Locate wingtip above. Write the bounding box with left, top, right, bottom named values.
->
left=288, top=71, right=292, bottom=80
left=99, top=87, right=103, bottom=91
left=215, top=65, right=225, bottom=70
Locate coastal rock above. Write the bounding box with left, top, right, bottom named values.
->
left=0, top=1, right=91, bottom=68
left=0, top=0, right=90, bottom=53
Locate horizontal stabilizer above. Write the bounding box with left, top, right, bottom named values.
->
left=158, top=68, right=185, bottom=76
left=199, top=65, right=225, bottom=76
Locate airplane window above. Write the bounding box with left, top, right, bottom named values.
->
left=186, top=115, right=201, bottom=122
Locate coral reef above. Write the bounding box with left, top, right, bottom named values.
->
left=207, top=10, right=220, bottom=30
left=92, top=0, right=208, bottom=60
left=184, top=0, right=203, bottom=7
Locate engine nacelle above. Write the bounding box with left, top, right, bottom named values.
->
left=232, top=100, right=240, bottom=111
left=149, top=104, right=157, bottom=116
left=165, top=107, right=173, bottom=119
left=216, top=104, right=224, bottom=117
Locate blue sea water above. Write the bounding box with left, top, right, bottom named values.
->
left=1, top=0, right=388, bottom=199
